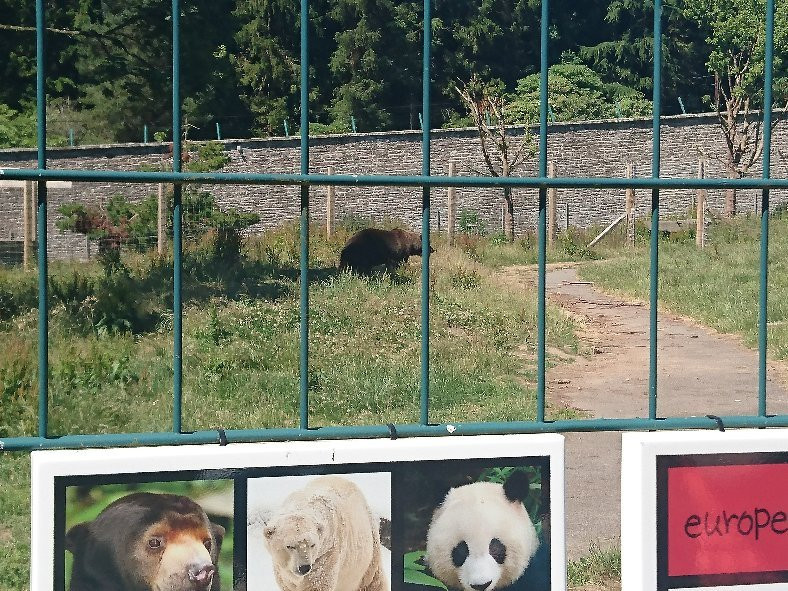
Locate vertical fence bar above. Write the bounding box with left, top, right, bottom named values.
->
left=299, top=0, right=310, bottom=430
left=536, top=0, right=549, bottom=423
left=172, top=0, right=183, bottom=433
left=420, top=0, right=431, bottom=425
left=649, top=0, right=662, bottom=420
left=759, top=0, right=774, bottom=417
left=35, top=0, right=48, bottom=438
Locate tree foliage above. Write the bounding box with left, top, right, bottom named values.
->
left=577, top=0, right=710, bottom=114
left=680, top=0, right=788, bottom=215
left=0, top=0, right=782, bottom=147
left=508, top=63, right=652, bottom=123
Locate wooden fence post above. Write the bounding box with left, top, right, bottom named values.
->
left=548, top=161, right=557, bottom=246
left=23, top=180, right=32, bottom=270
left=31, top=181, right=37, bottom=242
left=327, top=166, right=335, bottom=238
left=447, top=161, right=456, bottom=245
left=157, top=183, right=166, bottom=255
left=626, top=163, right=635, bottom=247
left=696, top=159, right=706, bottom=248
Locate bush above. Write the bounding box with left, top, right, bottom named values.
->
left=57, top=191, right=260, bottom=270
left=557, top=228, right=599, bottom=260
left=458, top=209, right=487, bottom=236
left=449, top=267, right=482, bottom=290
left=0, top=272, right=37, bottom=321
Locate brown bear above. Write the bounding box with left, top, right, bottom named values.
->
left=339, top=228, right=433, bottom=276
left=65, top=492, right=225, bottom=591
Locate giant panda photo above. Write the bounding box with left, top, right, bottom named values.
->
left=399, top=462, right=550, bottom=591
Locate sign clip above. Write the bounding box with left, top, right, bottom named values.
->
left=705, top=414, right=725, bottom=432
left=217, top=428, right=228, bottom=446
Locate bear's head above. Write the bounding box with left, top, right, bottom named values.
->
left=263, top=514, right=325, bottom=577
left=66, top=492, right=225, bottom=591
left=402, top=230, right=435, bottom=257
left=425, top=472, right=539, bottom=591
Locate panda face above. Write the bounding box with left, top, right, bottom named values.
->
left=449, top=537, right=508, bottom=591
left=426, top=479, right=539, bottom=591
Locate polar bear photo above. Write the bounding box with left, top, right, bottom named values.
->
left=247, top=473, right=391, bottom=591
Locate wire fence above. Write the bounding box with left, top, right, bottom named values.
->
left=0, top=0, right=784, bottom=452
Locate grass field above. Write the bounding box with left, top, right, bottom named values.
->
left=7, top=213, right=776, bottom=590
left=0, top=224, right=586, bottom=590
left=580, top=214, right=788, bottom=360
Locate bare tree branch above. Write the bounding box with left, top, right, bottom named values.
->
left=0, top=23, right=81, bottom=35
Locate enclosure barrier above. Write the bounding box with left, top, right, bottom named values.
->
left=0, top=0, right=783, bottom=452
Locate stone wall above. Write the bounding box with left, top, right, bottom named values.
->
left=1, top=112, right=786, bottom=261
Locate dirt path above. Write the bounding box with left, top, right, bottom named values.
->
left=498, top=264, right=788, bottom=562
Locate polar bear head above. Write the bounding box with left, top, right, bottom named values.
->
left=264, top=513, right=326, bottom=576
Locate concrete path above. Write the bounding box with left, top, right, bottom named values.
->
left=505, top=265, right=788, bottom=560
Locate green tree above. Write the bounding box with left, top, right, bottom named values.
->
left=578, top=0, right=709, bottom=115
left=0, top=103, right=36, bottom=148
left=232, top=0, right=335, bottom=135
left=0, top=0, right=82, bottom=109
left=681, top=0, right=788, bottom=216
left=508, top=63, right=651, bottom=123
left=329, top=0, right=419, bottom=131
left=232, top=0, right=300, bottom=135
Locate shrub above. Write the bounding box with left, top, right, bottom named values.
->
left=458, top=209, right=487, bottom=236
left=449, top=267, right=482, bottom=290
left=57, top=191, right=260, bottom=270
left=0, top=272, right=37, bottom=321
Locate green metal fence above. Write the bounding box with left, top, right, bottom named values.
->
left=0, top=0, right=785, bottom=452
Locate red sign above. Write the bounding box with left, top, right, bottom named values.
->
left=667, top=463, right=788, bottom=577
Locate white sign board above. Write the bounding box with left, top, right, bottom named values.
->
left=32, top=434, right=565, bottom=591
left=622, top=429, right=788, bottom=591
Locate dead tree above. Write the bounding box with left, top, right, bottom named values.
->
left=713, top=72, right=786, bottom=217
left=456, top=75, right=535, bottom=241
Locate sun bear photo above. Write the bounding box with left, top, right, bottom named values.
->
left=65, top=492, right=225, bottom=591
left=262, top=475, right=389, bottom=591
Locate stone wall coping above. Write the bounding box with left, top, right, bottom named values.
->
left=0, top=111, right=729, bottom=163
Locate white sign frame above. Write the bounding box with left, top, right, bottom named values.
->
left=622, top=429, right=788, bottom=591
left=32, top=434, right=565, bottom=591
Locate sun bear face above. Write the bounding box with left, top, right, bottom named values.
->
left=264, top=514, right=325, bottom=577
left=66, top=492, right=225, bottom=591
left=135, top=512, right=219, bottom=591
left=425, top=474, right=539, bottom=591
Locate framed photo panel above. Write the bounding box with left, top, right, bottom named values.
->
left=31, top=434, right=565, bottom=591
left=622, top=429, right=788, bottom=591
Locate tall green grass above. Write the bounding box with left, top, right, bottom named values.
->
left=580, top=215, right=788, bottom=359
left=567, top=544, right=621, bottom=589
left=0, top=224, right=581, bottom=589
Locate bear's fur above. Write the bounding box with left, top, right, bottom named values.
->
left=263, top=475, right=388, bottom=591
left=65, top=492, right=225, bottom=591
left=425, top=472, right=542, bottom=591
left=339, top=228, right=432, bottom=275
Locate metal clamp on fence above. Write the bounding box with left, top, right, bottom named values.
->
left=387, top=423, right=398, bottom=440
left=706, top=415, right=725, bottom=432
left=216, top=428, right=229, bottom=446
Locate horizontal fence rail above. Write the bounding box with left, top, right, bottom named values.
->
left=0, top=0, right=779, bottom=452
left=3, top=168, right=788, bottom=190
left=6, top=416, right=788, bottom=452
